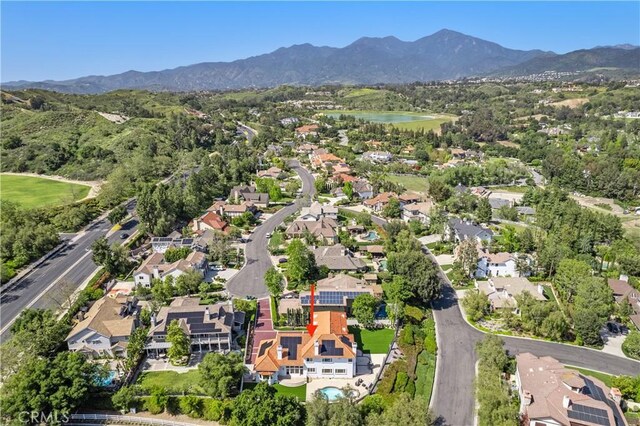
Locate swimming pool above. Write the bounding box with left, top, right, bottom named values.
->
left=97, top=371, right=117, bottom=387
left=364, top=231, right=379, bottom=241
left=378, top=259, right=388, bottom=271
left=319, top=386, right=359, bottom=401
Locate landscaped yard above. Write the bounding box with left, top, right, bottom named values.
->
left=136, top=369, right=205, bottom=395
left=385, top=174, right=429, bottom=193
left=349, top=326, right=395, bottom=354
left=273, top=383, right=307, bottom=401
left=415, top=350, right=436, bottom=401
left=0, top=174, right=91, bottom=209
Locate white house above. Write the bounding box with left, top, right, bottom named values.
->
left=401, top=201, right=435, bottom=224
left=252, top=311, right=357, bottom=384
left=445, top=218, right=493, bottom=244
left=299, top=201, right=339, bottom=221
left=133, top=251, right=207, bottom=287
left=475, top=248, right=531, bottom=278
left=66, top=296, right=139, bottom=359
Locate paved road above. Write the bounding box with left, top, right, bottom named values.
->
left=0, top=201, right=138, bottom=342
left=427, top=247, right=640, bottom=426
left=237, top=122, right=258, bottom=142
left=226, top=161, right=315, bottom=298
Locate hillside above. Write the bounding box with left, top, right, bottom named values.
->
left=493, top=47, right=640, bottom=76
left=2, top=29, right=552, bottom=93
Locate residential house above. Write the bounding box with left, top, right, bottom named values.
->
left=313, top=244, right=367, bottom=272
left=476, top=277, right=546, bottom=311
left=363, top=192, right=397, bottom=212
left=364, top=245, right=385, bottom=259
left=66, top=296, right=139, bottom=359
left=296, top=143, right=319, bottom=154
left=398, top=193, right=421, bottom=205
left=145, top=298, right=244, bottom=357
left=445, top=218, right=494, bottom=244
left=515, top=353, right=628, bottom=426
left=257, top=167, right=284, bottom=179
left=285, top=218, right=339, bottom=245
left=229, top=185, right=269, bottom=208
left=516, top=206, right=536, bottom=216
left=295, top=124, right=319, bottom=138
left=331, top=163, right=352, bottom=175
left=151, top=236, right=195, bottom=254
left=280, top=117, right=299, bottom=126
left=362, top=151, right=393, bottom=163
left=209, top=200, right=257, bottom=218
left=489, top=198, right=512, bottom=210
left=134, top=251, right=207, bottom=288
left=353, top=180, right=374, bottom=200
left=252, top=310, right=357, bottom=384
left=608, top=276, right=640, bottom=330
left=298, top=274, right=382, bottom=313
left=230, top=185, right=255, bottom=202
left=299, top=201, right=338, bottom=221
left=310, top=151, right=345, bottom=171
left=401, top=200, right=434, bottom=224
left=191, top=211, right=229, bottom=233
left=473, top=248, right=530, bottom=279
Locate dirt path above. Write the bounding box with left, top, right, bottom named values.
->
left=1, top=172, right=103, bottom=200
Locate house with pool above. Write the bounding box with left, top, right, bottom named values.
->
left=252, top=311, right=357, bottom=384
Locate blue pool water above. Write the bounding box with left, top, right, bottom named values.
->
left=319, top=387, right=345, bottom=401
left=364, top=231, right=379, bottom=241
left=97, top=371, right=117, bottom=387
left=378, top=260, right=388, bottom=271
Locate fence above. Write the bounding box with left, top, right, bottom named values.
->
left=69, top=413, right=201, bottom=426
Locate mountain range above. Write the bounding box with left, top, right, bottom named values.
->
left=3, top=29, right=639, bottom=93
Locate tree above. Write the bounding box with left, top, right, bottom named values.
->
left=622, top=331, right=640, bottom=360
left=315, top=177, right=327, bottom=194
left=343, top=181, right=354, bottom=200
left=306, top=390, right=364, bottom=426
left=166, top=320, right=190, bottom=364
left=112, top=385, right=138, bottom=413
left=1, top=351, right=103, bottom=421
left=286, top=180, right=301, bottom=195
left=382, top=198, right=402, bottom=219
left=265, top=266, right=284, bottom=297
left=462, top=290, right=490, bottom=322
left=387, top=250, right=441, bottom=303
left=553, top=259, right=591, bottom=303
left=208, top=231, right=232, bottom=265
left=125, top=327, right=148, bottom=371
left=573, top=309, right=603, bottom=346
left=199, top=352, right=245, bottom=398
left=108, top=205, right=128, bottom=225
left=476, top=198, right=492, bottom=223
left=365, top=394, right=433, bottom=426
left=230, top=382, right=305, bottom=426
left=497, top=205, right=518, bottom=222
left=427, top=178, right=451, bottom=202
left=457, top=238, right=479, bottom=277
left=91, top=237, right=131, bottom=276
left=9, top=308, right=70, bottom=359
left=164, top=247, right=191, bottom=263
left=574, top=276, right=614, bottom=324
left=475, top=334, right=509, bottom=372
left=351, top=294, right=378, bottom=328
left=286, top=239, right=316, bottom=286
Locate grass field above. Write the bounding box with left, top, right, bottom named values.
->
left=1, top=174, right=90, bottom=209
left=322, top=110, right=456, bottom=133
left=566, top=366, right=614, bottom=387
left=136, top=370, right=206, bottom=395
left=273, top=384, right=307, bottom=401
left=349, top=327, right=395, bottom=354
left=386, top=174, right=430, bottom=193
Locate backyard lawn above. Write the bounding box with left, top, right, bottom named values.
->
left=136, top=369, right=205, bottom=395
left=349, top=327, right=395, bottom=354
left=1, top=174, right=91, bottom=209
left=273, top=384, right=307, bottom=401
left=386, top=174, right=429, bottom=193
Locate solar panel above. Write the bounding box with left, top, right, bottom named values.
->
left=280, top=336, right=302, bottom=360
left=320, top=340, right=343, bottom=356
left=568, top=405, right=611, bottom=426
left=258, top=340, right=273, bottom=357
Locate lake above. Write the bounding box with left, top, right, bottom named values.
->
left=326, top=111, right=436, bottom=124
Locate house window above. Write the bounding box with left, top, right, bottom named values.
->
left=322, top=369, right=333, bottom=375
left=335, top=369, right=347, bottom=374
left=322, top=358, right=332, bottom=363
left=307, top=368, right=316, bottom=373
left=348, top=359, right=353, bottom=362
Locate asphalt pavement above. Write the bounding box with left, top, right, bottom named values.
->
left=0, top=201, right=138, bottom=342
left=226, top=160, right=315, bottom=298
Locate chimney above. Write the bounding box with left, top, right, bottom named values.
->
left=277, top=345, right=283, bottom=360
left=204, top=307, right=210, bottom=319
left=562, top=395, right=571, bottom=409
left=150, top=313, right=156, bottom=327
left=314, top=340, right=320, bottom=356
left=620, top=274, right=629, bottom=283
left=352, top=341, right=358, bottom=355
left=152, top=266, right=160, bottom=279
left=523, top=390, right=533, bottom=406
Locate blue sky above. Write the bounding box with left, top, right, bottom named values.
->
left=2, top=1, right=639, bottom=82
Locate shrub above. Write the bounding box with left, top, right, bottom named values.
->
left=393, top=372, right=409, bottom=393
left=202, top=399, right=225, bottom=421
left=178, top=396, right=203, bottom=418
left=404, top=305, right=424, bottom=324
left=405, top=379, right=416, bottom=397
left=400, top=326, right=415, bottom=346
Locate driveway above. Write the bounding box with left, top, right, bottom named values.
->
left=249, top=298, right=277, bottom=364
left=226, top=160, right=314, bottom=298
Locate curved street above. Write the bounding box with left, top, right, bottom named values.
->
left=226, top=160, right=315, bottom=298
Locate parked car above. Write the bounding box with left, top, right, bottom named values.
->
left=120, top=233, right=129, bottom=239
left=606, top=322, right=619, bottom=334
left=278, top=258, right=288, bottom=264
left=266, top=232, right=272, bottom=238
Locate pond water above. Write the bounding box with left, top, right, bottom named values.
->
left=327, top=111, right=435, bottom=123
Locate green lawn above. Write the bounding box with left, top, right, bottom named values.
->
left=386, top=174, right=430, bottom=193
left=273, top=384, right=307, bottom=401
left=349, top=327, right=395, bottom=354
left=490, top=185, right=529, bottom=193
left=415, top=351, right=436, bottom=403
left=136, top=370, right=205, bottom=395
left=566, top=366, right=614, bottom=387
left=0, top=174, right=90, bottom=209
left=393, top=117, right=452, bottom=132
